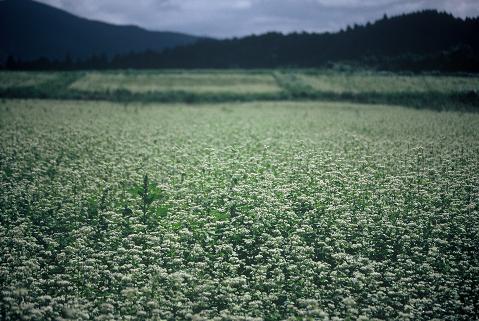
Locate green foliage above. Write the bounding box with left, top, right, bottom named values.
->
left=127, top=174, right=167, bottom=225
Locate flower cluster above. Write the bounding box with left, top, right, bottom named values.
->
left=1, top=99, right=478, bottom=320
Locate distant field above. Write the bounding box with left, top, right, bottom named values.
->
left=296, top=71, right=479, bottom=94
left=1, top=98, right=479, bottom=320
left=0, top=70, right=478, bottom=110
left=0, top=71, right=60, bottom=88
left=69, top=71, right=282, bottom=94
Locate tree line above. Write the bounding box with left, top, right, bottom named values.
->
left=3, top=10, right=479, bottom=72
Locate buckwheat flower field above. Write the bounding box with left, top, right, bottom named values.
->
left=1, top=99, right=478, bottom=320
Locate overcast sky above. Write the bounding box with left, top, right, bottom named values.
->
left=36, top=0, right=479, bottom=38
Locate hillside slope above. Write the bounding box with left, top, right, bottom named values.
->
left=0, top=0, right=199, bottom=61
left=140, top=10, right=479, bottom=69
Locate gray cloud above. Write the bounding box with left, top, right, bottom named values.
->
left=36, top=0, right=479, bottom=37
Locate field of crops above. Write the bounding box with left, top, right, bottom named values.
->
left=1, top=70, right=478, bottom=110
left=1, top=70, right=479, bottom=321
left=69, top=71, right=281, bottom=94
left=0, top=72, right=59, bottom=89
left=296, top=71, right=479, bottom=94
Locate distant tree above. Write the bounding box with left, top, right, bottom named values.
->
left=63, top=53, right=73, bottom=70
left=6, top=55, right=16, bottom=70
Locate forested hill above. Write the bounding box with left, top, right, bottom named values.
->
left=112, top=10, right=477, bottom=71
left=0, top=0, right=199, bottom=62
left=3, top=9, right=479, bottom=72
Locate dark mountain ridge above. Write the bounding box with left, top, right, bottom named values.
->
left=2, top=1, right=479, bottom=72
left=0, top=0, right=200, bottom=61
left=133, top=10, right=478, bottom=70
